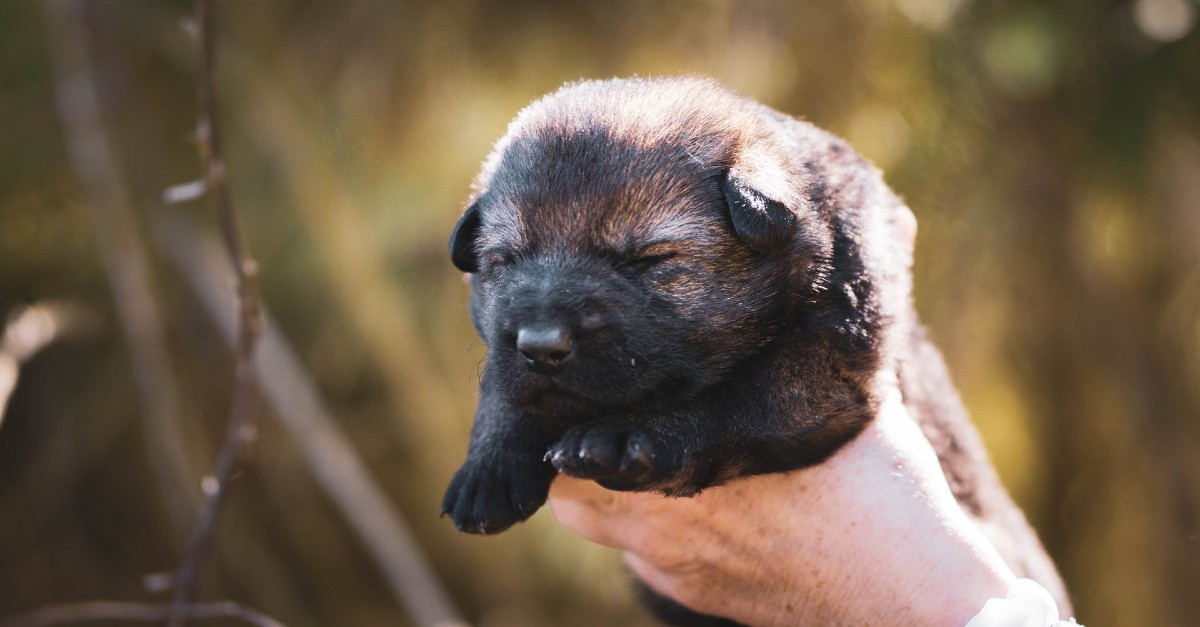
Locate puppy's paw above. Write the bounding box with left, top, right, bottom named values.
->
left=547, top=422, right=682, bottom=491
left=441, top=456, right=554, bottom=534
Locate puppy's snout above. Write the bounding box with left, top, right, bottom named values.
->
left=516, top=325, right=574, bottom=371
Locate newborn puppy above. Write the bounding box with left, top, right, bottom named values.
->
left=442, top=77, right=1069, bottom=622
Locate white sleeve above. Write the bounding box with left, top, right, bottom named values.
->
left=964, top=578, right=1082, bottom=627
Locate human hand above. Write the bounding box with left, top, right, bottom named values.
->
left=547, top=379, right=1018, bottom=626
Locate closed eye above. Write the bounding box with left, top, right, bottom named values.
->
left=625, top=250, right=679, bottom=272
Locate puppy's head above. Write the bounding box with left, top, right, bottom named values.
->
left=450, top=78, right=846, bottom=417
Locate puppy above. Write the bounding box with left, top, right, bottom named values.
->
left=441, top=77, right=1069, bottom=622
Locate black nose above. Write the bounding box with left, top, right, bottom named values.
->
left=516, top=325, right=574, bottom=369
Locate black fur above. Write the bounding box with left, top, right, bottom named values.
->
left=442, top=77, right=1070, bottom=623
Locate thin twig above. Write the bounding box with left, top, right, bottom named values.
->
left=168, top=1, right=266, bottom=624
left=40, top=0, right=198, bottom=537
left=227, top=60, right=466, bottom=484
left=0, top=600, right=285, bottom=627
left=157, top=212, right=467, bottom=627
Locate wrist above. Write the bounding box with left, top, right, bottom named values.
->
left=813, top=401, right=1019, bottom=626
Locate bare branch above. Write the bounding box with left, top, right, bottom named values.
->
left=157, top=212, right=468, bottom=627
left=0, top=600, right=286, bottom=627
left=40, top=0, right=198, bottom=535
left=42, top=2, right=462, bottom=625
left=168, top=1, right=267, bottom=624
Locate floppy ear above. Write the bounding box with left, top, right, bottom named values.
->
left=722, top=167, right=798, bottom=252
left=449, top=200, right=482, bottom=273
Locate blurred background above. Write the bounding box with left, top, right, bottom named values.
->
left=2, top=0, right=1198, bottom=625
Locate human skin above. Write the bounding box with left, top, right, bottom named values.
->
left=547, top=377, right=1017, bottom=626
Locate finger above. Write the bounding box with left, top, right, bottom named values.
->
left=547, top=496, right=627, bottom=548
left=548, top=475, right=666, bottom=515
left=548, top=477, right=686, bottom=550
left=623, top=552, right=687, bottom=609
left=547, top=475, right=615, bottom=503
left=548, top=477, right=639, bottom=548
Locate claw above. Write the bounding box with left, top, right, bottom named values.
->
left=549, top=424, right=675, bottom=489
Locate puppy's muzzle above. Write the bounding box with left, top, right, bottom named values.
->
left=516, top=325, right=574, bottom=372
